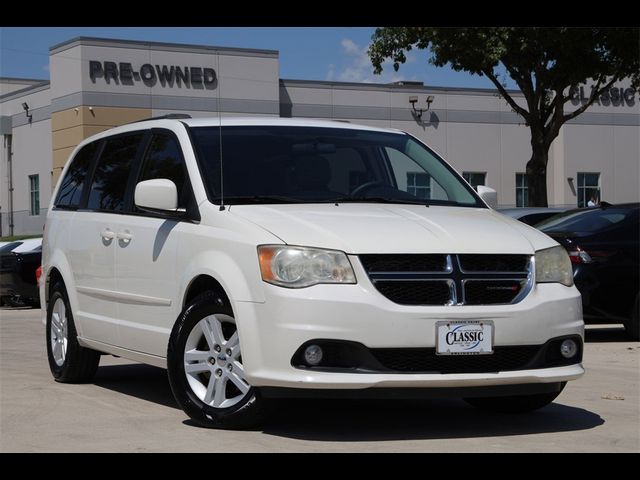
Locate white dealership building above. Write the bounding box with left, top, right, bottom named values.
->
left=1, top=36, right=638, bottom=236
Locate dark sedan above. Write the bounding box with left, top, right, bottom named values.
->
left=536, top=203, right=639, bottom=339
left=0, top=240, right=42, bottom=308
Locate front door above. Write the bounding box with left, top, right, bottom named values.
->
left=114, top=130, right=190, bottom=356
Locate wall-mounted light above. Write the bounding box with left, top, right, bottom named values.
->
left=409, top=95, right=434, bottom=120
left=22, top=102, right=32, bottom=122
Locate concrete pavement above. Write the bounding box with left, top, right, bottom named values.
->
left=1, top=308, right=638, bottom=452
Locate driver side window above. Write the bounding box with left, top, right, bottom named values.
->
left=385, top=148, right=449, bottom=200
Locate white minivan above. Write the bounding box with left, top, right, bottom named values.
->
left=42, top=116, right=584, bottom=428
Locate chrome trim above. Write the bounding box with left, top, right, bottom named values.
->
left=363, top=254, right=534, bottom=306
left=447, top=279, right=457, bottom=306
left=512, top=255, right=535, bottom=304
left=445, top=254, right=454, bottom=273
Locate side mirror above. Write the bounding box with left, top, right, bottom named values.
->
left=476, top=185, right=498, bottom=209
left=135, top=179, right=178, bottom=213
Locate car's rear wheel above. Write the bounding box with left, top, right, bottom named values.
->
left=167, top=291, right=266, bottom=429
left=464, top=383, right=566, bottom=413
left=46, top=282, right=100, bottom=382
left=623, top=293, right=639, bottom=341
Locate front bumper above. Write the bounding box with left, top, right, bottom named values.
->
left=234, top=261, right=584, bottom=390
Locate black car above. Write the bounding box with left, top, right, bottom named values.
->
left=498, top=207, right=569, bottom=226
left=536, top=203, right=639, bottom=339
left=0, top=241, right=42, bottom=308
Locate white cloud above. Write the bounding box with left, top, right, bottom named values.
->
left=340, top=39, right=360, bottom=55
left=42, top=63, right=50, bottom=72
left=327, top=38, right=410, bottom=84
left=326, top=63, right=335, bottom=81
left=405, top=52, right=417, bottom=64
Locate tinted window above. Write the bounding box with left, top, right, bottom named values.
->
left=0, top=242, right=22, bottom=253
left=190, top=126, right=481, bottom=207
left=86, top=133, right=144, bottom=212
left=537, top=208, right=638, bottom=234
left=138, top=133, right=188, bottom=208
left=55, top=141, right=99, bottom=208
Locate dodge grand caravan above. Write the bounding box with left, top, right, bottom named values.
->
left=41, top=116, right=584, bottom=429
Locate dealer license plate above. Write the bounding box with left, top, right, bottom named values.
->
left=436, top=321, right=494, bottom=355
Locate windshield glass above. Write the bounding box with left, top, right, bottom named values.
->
left=189, top=126, right=482, bottom=207
left=536, top=207, right=637, bottom=234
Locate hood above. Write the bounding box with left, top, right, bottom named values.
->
left=230, top=204, right=558, bottom=254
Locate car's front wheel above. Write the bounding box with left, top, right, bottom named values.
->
left=167, top=291, right=265, bottom=429
left=464, top=383, right=566, bottom=413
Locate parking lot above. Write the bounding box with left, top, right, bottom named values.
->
left=0, top=307, right=638, bottom=452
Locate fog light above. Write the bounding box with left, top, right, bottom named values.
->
left=560, top=339, right=578, bottom=359
left=304, top=344, right=323, bottom=366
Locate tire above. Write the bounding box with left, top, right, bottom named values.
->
left=167, top=291, right=265, bottom=429
left=464, top=383, right=566, bottom=413
left=622, top=294, right=639, bottom=341
left=46, top=281, right=100, bottom=382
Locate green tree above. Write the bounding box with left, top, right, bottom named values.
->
left=369, top=27, right=640, bottom=206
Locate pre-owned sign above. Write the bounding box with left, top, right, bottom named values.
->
left=89, top=61, right=217, bottom=88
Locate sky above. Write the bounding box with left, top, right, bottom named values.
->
left=0, top=27, right=517, bottom=89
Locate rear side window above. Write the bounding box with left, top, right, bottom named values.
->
left=137, top=133, right=188, bottom=209
left=55, top=141, right=99, bottom=209
left=86, top=133, right=144, bottom=212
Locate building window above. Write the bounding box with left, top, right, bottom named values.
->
left=407, top=172, right=431, bottom=199
left=515, top=173, right=528, bottom=207
left=577, top=173, right=600, bottom=208
left=463, top=172, right=486, bottom=190
left=29, top=174, right=40, bottom=216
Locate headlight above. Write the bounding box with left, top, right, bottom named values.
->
left=258, top=245, right=356, bottom=288
left=535, top=246, right=573, bottom=287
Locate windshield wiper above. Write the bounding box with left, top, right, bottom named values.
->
left=332, top=196, right=429, bottom=206
left=221, top=195, right=305, bottom=205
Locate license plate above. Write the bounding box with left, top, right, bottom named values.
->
left=436, top=321, right=494, bottom=355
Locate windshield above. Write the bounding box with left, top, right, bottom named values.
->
left=189, top=126, right=483, bottom=207
left=536, top=207, right=638, bottom=234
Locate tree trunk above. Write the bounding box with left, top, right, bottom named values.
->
left=526, top=136, right=549, bottom=207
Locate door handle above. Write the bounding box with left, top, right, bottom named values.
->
left=117, top=231, right=133, bottom=244
left=100, top=228, right=116, bottom=240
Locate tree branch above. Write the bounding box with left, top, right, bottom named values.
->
left=482, top=68, right=530, bottom=121
left=544, top=89, right=566, bottom=148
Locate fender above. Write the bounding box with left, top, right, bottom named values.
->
left=178, top=248, right=266, bottom=308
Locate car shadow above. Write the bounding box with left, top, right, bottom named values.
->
left=93, top=363, right=180, bottom=410
left=585, top=325, right=632, bottom=343
left=92, top=364, right=604, bottom=441
left=261, top=398, right=604, bottom=442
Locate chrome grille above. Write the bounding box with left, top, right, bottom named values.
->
left=360, top=254, right=532, bottom=306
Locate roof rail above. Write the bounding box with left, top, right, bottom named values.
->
left=123, top=113, right=192, bottom=125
